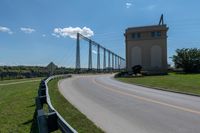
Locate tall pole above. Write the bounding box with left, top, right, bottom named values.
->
left=88, top=40, right=92, bottom=70
left=115, top=55, right=117, bottom=70
left=97, top=45, right=100, bottom=71
left=103, top=48, right=106, bottom=70
left=112, top=53, right=114, bottom=69
left=108, top=51, right=110, bottom=69
left=118, top=56, right=120, bottom=70
left=76, top=33, right=80, bottom=70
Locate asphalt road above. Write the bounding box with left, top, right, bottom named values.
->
left=59, top=74, right=200, bottom=133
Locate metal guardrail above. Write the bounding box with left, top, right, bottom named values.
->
left=36, top=75, right=78, bottom=133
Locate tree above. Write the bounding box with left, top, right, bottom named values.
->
left=172, top=48, right=200, bottom=73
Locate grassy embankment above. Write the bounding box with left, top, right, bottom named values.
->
left=48, top=78, right=104, bottom=133
left=0, top=78, right=42, bottom=133
left=117, top=73, right=200, bottom=96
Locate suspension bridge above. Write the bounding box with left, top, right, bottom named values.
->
left=75, top=33, right=125, bottom=72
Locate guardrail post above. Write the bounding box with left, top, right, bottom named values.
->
left=36, top=96, right=46, bottom=110
left=37, top=110, right=48, bottom=133
left=47, top=112, right=58, bottom=132
left=36, top=75, right=78, bottom=133
left=38, top=88, right=46, bottom=96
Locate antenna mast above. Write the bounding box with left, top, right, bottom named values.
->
left=159, top=14, right=164, bottom=25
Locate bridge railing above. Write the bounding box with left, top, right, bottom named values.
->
left=36, top=75, right=78, bottom=133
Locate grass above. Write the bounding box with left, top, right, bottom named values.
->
left=0, top=77, right=42, bottom=84
left=48, top=78, right=104, bottom=133
left=0, top=78, right=42, bottom=133
left=117, top=73, right=200, bottom=96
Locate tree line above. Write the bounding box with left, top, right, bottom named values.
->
left=172, top=48, right=200, bottom=73
left=0, top=65, right=75, bottom=80
left=1, top=48, right=200, bottom=80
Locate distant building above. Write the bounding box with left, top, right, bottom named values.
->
left=125, top=15, right=168, bottom=74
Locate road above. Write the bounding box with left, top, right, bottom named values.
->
left=58, top=74, right=200, bottom=133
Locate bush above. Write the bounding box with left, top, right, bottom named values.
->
left=114, top=71, right=129, bottom=78
left=172, top=48, right=200, bottom=73
left=132, top=65, right=142, bottom=75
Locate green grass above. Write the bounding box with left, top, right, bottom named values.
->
left=48, top=78, right=104, bottom=133
left=117, top=73, right=200, bottom=96
left=0, top=78, right=42, bottom=133
left=0, top=77, right=42, bottom=84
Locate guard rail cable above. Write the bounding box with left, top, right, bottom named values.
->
left=36, top=75, right=78, bottom=133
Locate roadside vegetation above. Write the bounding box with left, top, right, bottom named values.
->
left=117, top=73, right=200, bottom=96
left=0, top=78, right=41, bottom=133
left=48, top=78, right=104, bottom=133
left=172, top=48, right=200, bottom=73
left=0, top=77, right=42, bottom=84
left=0, top=64, right=75, bottom=80
left=116, top=48, right=200, bottom=96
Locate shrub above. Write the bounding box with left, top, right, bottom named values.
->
left=132, top=65, right=142, bottom=75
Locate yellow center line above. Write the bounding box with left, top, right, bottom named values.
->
left=93, top=78, right=200, bottom=115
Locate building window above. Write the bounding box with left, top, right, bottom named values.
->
left=151, top=31, right=161, bottom=37
left=137, top=33, right=141, bottom=38
left=132, top=33, right=136, bottom=38
left=151, top=32, right=155, bottom=37
left=156, top=31, right=161, bottom=37
left=132, top=33, right=141, bottom=39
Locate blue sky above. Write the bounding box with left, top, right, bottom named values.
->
left=0, top=0, right=200, bottom=67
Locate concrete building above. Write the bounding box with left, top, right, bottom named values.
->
left=125, top=18, right=168, bottom=74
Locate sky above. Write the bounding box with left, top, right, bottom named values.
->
left=0, top=0, right=200, bottom=67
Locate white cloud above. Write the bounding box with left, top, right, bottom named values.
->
left=51, top=33, right=60, bottom=38
left=42, top=34, right=46, bottom=37
left=0, top=26, right=13, bottom=34
left=146, top=5, right=156, bottom=10
left=53, top=26, right=94, bottom=39
left=20, top=27, right=35, bottom=34
left=92, top=50, right=97, bottom=54
left=126, top=2, right=132, bottom=8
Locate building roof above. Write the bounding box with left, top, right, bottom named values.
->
left=125, top=24, right=168, bottom=33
